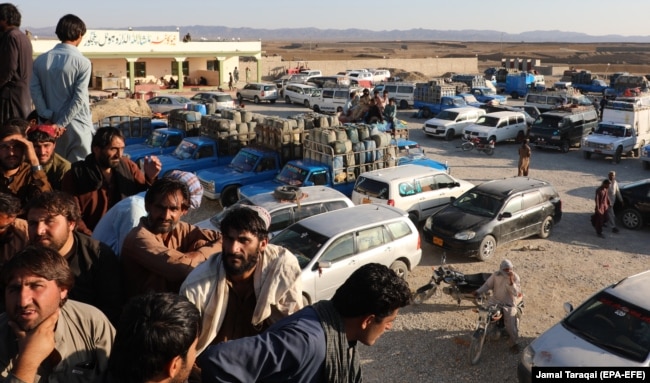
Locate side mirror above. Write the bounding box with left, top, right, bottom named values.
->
left=498, top=212, right=512, bottom=220
left=563, top=302, right=574, bottom=315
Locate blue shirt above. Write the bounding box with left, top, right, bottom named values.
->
left=30, top=42, right=93, bottom=162
left=91, top=193, right=146, bottom=257
left=199, top=306, right=326, bottom=383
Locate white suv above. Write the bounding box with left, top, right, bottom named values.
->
left=463, top=111, right=528, bottom=143
left=351, top=164, right=474, bottom=224
left=283, top=83, right=318, bottom=107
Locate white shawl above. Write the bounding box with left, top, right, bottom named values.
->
left=180, top=243, right=303, bottom=354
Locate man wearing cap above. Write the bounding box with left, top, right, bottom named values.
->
left=474, top=259, right=523, bottom=353
left=121, top=176, right=221, bottom=300
left=92, top=170, right=204, bottom=257
left=26, top=123, right=70, bottom=190
left=181, top=205, right=303, bottom=355
left=0, top=118, right=52, bottom=208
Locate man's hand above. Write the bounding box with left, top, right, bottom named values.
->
left=143, top=155, right=162, bottom=181
left=9, top=309, right=60, bottom=382
left=5, top=134, right=39, bottom=166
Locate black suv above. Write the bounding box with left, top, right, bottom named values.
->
left=528, top=107, right=598, bottom=153
left=423, top=177, right=562, bottom=261
left=615, top=179, right=650, bottom=230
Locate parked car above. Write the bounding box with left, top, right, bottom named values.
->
left=372, top=69, right=391, bottom=83
left=269, top=204, right=422, bottom=304
left=283, top=83, right=318, bottom=107
left=189, top=92, right=235, bottom=113
left=146, top=94, right=192, bottom=115
left=351, top=164, right=474, bottom=224
left=517, top=270, right=650, bottom=383
left=423, top=177, right=562, bottom=261
left=347, top=71, right=374, bottom=84
left=194, top=185, right=354, bottom=238
left=372, top=82, right=416, bottom=109
left=236, top=83, right=278, bottom=104
left=615, top=178, right=650, bottom=230
left=422, top=107, right=486, bottom=140
left=462, top=111, right=529, bottom=144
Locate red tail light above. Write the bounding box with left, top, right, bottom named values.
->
left=417, top=234, right=421, bottom=250
left=261, top=90, right=265, bottom=96
left=387, top=199, right=395, bottom=206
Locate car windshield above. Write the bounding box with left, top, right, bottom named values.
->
left=171, top=140, right=197, bottom=160
left=144, top=131, right=167, bottom=148
left=229, top=150, right=260, bottom=172
left=270, top=223, right=329, bottom=268
left=475, top=115, right=500, bottom=127
left=435, top=110, right=459, bottom=121
left=209, top=198, right=254, bottom=229
left=595, top=124, right=626, bottom=137
left=276, top=163, right=309, bottom=186
left=563, top=291, right=650, bottom=363
left=463, top=95, right=479, bottom=103
left=452, top=99, right=467, bottom=107
left=532, top=115, right=562, bottom=129
left=452, top=191, right=503, bottom=217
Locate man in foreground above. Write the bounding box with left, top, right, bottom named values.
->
left=181, top=205, right=303, bottom=355
left=198, top=263, right=411, bottom=383
left=0, top=245, right=115, bottom=382
left=107, top=293, right=200, bottom=383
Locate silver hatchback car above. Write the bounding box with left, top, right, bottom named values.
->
left=236, top=82, right=278, bottom=104
left=270, top=204, right=422, bottom=304
left=518, top=270, right=650, bottom=383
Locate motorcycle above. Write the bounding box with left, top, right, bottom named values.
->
left=468, top=298, right=525, bottom=365
left=412, top=255, right=492, bottom=306
left=460, top=135, right=495, bottom=156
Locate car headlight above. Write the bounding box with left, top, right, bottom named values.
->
left=520, top=344, right=535, bottom=370
left=605, top=144, right=614, bottom=150
left=454, top=230, right=476, bottom=240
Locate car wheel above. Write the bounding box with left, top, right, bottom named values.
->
left=477, top=235, right=496, bottom=261
left=304, top=99, right=310, bottom=108
left=539, top=215, right=553, bottom=239
left=399, top=100, right=409, bottom=109
left=236, top=94, right=243, bottom=103
left=583, top=151, right=592, bottom=159
left=510, top=92, right=519, bottom=99
left=445, top=129, right=455, bottom=141
left=621, top=208, right=643, bottom=230
left=390, top=260, right=409, bottom=280
left=254, top=96, right=261, bottom=104
left=560, top=140, right=570, bottom=153
left=313, top=105, right=320, bottom=113
left=220, top=185, right=240, bottom=208
left=269, top=99, right=276, bottom=104
left=614, top=146, right=623, bottom=164
left=408, top=212, right=419, bottom=226
left=285, top=96, right=292, bottom=104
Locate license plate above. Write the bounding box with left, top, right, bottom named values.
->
left=362, top=197, right=371, bottom=204
left=424, top=127, right=435, bottom=133
left=433, top=236, right=443, bottom=246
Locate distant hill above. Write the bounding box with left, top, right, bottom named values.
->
left=24, top=26, right=650, bottom=43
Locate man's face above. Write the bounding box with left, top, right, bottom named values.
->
left=359, top=309, right=399, bottom=346
left=93, top=136, right=125, bottom=169
left=27, top=208, right=74, bottom=252
left=0, top=213, right=17, bottom=236
left=170, top=337, right=198, bottom=383
left=33, top=141, right=56, bottom=165
left=145, top=190, right=187, bottom=235
left=609, top=173, right=615, bottom=181
left=5, top=271, right=67, bottom=331
left=221, top=227, right=267, bottom=277
left=0, top=139, right=25, bottom=171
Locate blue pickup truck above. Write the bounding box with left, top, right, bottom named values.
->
left=124, top=128, right=186, bottom=163
left=469, top=87, right=508, bottom=105
left=196, top=146, right=286, bottom=207
left=151, top=135, right=246, bottom=176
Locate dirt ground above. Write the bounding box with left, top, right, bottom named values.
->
left=184, top=99, right=650, bottom=382
left=263, top=40, right=650, bottom=80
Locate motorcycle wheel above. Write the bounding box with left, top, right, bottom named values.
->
left=469, top=329, right=487, bottom=365
left=412, top=285, right=437, bottom=305
left=483, top=147, right=494, bottom=156
left=461, top=141, right=474, bottom=151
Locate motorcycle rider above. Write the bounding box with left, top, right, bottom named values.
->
left=473, top=259, right=522, bottom=353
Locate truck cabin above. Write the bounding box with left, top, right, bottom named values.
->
left=596, top=123, right=632, bottom=137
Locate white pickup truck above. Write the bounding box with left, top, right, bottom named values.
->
left=582, top=98, right=650, bottom=163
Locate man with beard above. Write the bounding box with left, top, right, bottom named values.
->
left=25, top=191, right=123, bottom=324
left=107, top=293, right=200, bottom=383
left=0, top=119, right=52, bottom=208
left=0, top=192, right=27, bottom=275
left=121, top=177, right=221, bottom=299
left=0, top=245, right=114, bottom=382
left=61, top=126, right=161, bottom=234
left=181, top=205, right=303, bottom=355
left=26, top=124, right=70, bottom=191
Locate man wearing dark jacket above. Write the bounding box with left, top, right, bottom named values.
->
left=25, top=190, right=123, bottom=324
left=61, top=126, right=161, bottom=233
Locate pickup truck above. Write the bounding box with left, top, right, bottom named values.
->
left=572, top=79, right=611, bottom=94
left=149, top=135, right=247, bottom=176
left=414, top=82, right=468, bottom=118
left=124, top=128, right=186, bottom=163
left=582, top=99, right=650, bottom=163
left=469, top=87, right=508, bottom=105
left=196, top=146, right=284, bottom=207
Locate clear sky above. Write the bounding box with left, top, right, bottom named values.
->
left=14, top=0, right=650, bottom=36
